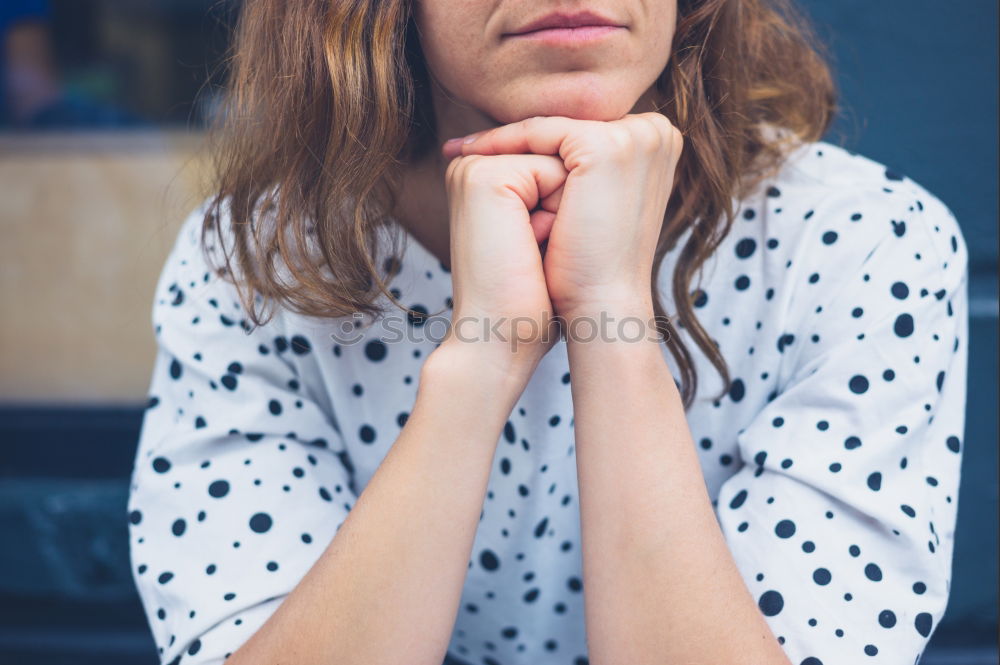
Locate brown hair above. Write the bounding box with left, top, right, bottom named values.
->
left=201, top=0, right=838, bottom=409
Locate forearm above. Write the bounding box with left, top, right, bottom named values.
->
left=228, top=342, right=533, bottom=665
left=565, top=307, right=790, bottom=665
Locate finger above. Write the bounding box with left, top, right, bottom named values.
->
left=441, top=129, right=495, bottom=159
left=528, top=209, right=557, bottom=245
left=540, top=184, right=564, bottom=213
left=452, top=116, right=586, bottom=159
left=454, top=153, right=568, bottom=250
left=481, top=153, right=568, bottom=213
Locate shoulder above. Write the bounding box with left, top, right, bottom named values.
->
left=153, top=192, right=384, bottom=340
left=160, top=194, right=260, bottom=283
left=156, top=195, right=231, bottom=288
left=154, top=189, right=316, bottom=316
left=150, top=194, right=278, bottom=340
left=752, top=137, right=968, bottom=288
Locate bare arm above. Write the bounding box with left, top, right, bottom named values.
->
left=223, top=129, right=567, bottom=664
left=226, top=342, right=534, bottom=665
left=564, top=304, right=792, bottom=665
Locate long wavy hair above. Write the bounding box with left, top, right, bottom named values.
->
left=200, top=0, right=838, bottom=409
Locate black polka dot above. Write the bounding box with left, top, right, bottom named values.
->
left=758, top=590, right=784, bottom=616
left=914, top=612, right=933, bottom=637
left=729, top=378, right=745, bottom=402
left=290, top=335, right=312, bottom=355
left=894, top=313, right=914, bottom=337
left=249, top=512, right=273, bottom=533
left=735, top=238, right=757, bottom=258
left=407, top=304, right=430, bottom=326
left=365, top=340, right=388, bottom=361
left=208, top=480, right=230, bottom=498
left=775, top=520, right=796, bottom=538
left=480, top=549, right=500, bottom=571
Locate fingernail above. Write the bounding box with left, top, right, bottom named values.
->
left=443, top=137, right=462, bottom=147
left=462, top=135, right=478, bottom=144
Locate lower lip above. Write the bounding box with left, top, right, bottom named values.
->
left=506, top=25, right=624, bottom=44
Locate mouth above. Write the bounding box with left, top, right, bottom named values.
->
left=504, top=10, right=626, bottom=36
left=503, top=25, right=625, bottom=45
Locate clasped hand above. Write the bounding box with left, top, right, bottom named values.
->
left=437, top=113, right=683, bottom=367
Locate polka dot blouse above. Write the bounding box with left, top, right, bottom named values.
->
left=128, top=139, right=969, bottom=665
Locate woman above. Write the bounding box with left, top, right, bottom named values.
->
left=127, top=1, right=969, bottom=664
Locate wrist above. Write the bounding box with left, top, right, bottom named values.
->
left=557, top=297, right=657, bottom=335
left=555, top=298, right=668, bottom=350
left=554, top=283, right=653, bottom=320
left=421, top=336, right=543, bottom=396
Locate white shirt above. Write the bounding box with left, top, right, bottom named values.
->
left=128, top=138, right=969, bottom=665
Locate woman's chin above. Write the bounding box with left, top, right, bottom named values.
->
left=496, top=100, right=641, bottom=124
left=484, top=83, right=643, bottom=124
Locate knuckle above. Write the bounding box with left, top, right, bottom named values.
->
left=457, top=154, right=496, bottom=184
left=444, top=158, right=460, bottom=194
left=648, top=111, right=675, bottom=132
left=661, top=118, right=684, bottom=155
left=518, top=117, right=542, bottom=145
left=638, top=115, right=669, bottom=151
left=445, top=156, right=462, bottom=180
left=445, top=154, right=489, bottom=191
left=605, top=125, right=635, bottom=154
left=637, top=113, right=683, bottom=155
left=671, top=127, right=685, bottom=155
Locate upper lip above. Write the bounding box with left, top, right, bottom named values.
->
left=506, top=10, right=624, bottom=35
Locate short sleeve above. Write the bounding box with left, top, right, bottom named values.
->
left=714, top=189, right=969, bottom=664
left=126, top=201, right=357, bottom=665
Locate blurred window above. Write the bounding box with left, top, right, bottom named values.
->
left=0, top=0, right=237, bottom=130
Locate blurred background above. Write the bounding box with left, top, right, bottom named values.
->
left=0, top=1, right=995, bottom=663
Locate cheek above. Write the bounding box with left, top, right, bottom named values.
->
left=637, top=4, right=677, bottom=62
left=636, top=25, right=675, bottom=80
left=417, top=13, right=474, bottom=74
left=422, top=32, right=491, bottom=96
